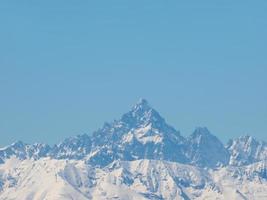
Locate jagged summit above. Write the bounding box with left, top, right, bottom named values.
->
left=190, top=127, right=216, bottom=143
left=189, top=127, right=221, bottom=146
left=227, top=135, right=267, bottom=166
left=121, top=99, right=166, bottom=129
left=132, top=98, right=150, bottom=111
left=237, top=135, right=256, bottom=143
left=191, top=127, right=211, bottom=137
left=88, top=99, right=186, bottom=166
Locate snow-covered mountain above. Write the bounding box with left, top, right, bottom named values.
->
left=187, top=127, right=230, bottom=168
left=0, top=99, right=267, bottom=199
left=0, top=158, right=267, bottom=200
left=226, top=135, right=267, bottom=166
left=88, top=98, right=188, bottom=167
left=0, top=141, right=50, bottom=163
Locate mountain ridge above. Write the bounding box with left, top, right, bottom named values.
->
left=1, top=157, right=267, bottom=200
left=0, top=99, right=266, bottom=168
left=1, top=99, right=267, bottom=199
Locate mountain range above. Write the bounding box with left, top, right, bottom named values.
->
left=0, top=99, right=266, bottom=200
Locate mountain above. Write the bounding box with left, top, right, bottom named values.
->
left=88, top=98, right=188, bottom=166
left=226, top=135, right=267, bottom=166
left=49, top=134, right=92, bottom=160
left=1, top=99, right=266, bottom=168
left=1, top=99, right=267, bottom=199
left=45, top=99, right=232, bottom=168
left=0, top=157, right=267, bottom=200
left=187, top=127, right=230, bottom=168
left=0, top=141, right=50, bottom=162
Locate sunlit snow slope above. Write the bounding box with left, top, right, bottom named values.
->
left=0, top=158, right=267, bottom=200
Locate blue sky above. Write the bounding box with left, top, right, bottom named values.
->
left=0, top=0, right=266, bottom=146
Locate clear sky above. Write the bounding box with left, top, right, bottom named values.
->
left=0, top=0, right=266, bottom=147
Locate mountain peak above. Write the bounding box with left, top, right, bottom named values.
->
left=132, top=98, right=151, bottom=112
left=189, top=127, right=230, bottom=168
left=239, top=135, right=254, bottom=142
left=193, top=127, right=210, bottom=136
left=137, top=98, right=149, bottom=105
left=120, top=99, right=167, bottom=129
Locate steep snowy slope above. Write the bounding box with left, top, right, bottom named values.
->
left=0, top=158, right=267, bottom=200
left=0, top=158, right=89, bottom=200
